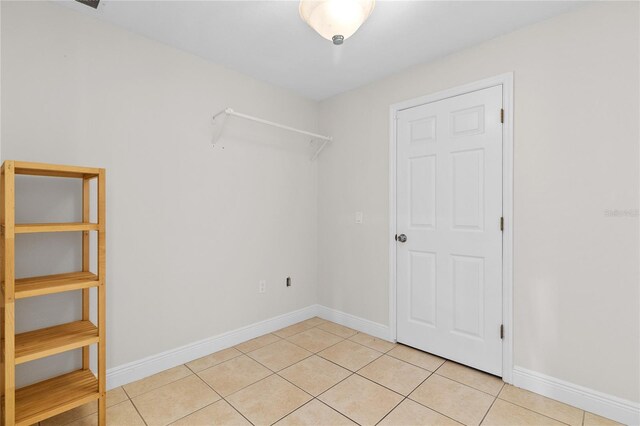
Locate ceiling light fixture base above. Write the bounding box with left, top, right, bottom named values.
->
left=332, top=35, right=344, bottom=45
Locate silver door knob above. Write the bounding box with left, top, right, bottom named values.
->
left=396, top=234, right=407, bottom=243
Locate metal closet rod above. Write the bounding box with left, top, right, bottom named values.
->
left=212, top=108, right=333, bottom=160
left=213, top=108, right=333, bottom=142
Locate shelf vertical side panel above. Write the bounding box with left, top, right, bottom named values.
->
left=1, top=164, right=4, bottom=423
left=97, top=169, right=106, bottom=426
left=82, top=178, right=91, bottom=371
left=2, top=160, right=16, bottom=425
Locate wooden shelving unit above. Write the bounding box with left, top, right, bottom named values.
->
left=1, top=160, right=106, bottom=426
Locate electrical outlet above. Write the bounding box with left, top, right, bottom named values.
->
left=355, top=211, right=363, bottom=224
left=259, top=280, right=266, bottom=293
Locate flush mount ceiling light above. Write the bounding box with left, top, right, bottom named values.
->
left=299, top=0, right=375, bottom=45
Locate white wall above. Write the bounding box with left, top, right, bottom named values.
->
left=317, top=2, right=640, bottom=404
left=1, top=1, right=318, bottom=386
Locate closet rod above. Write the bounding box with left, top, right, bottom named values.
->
left=214, top=108, right=332, bottom=142
left=213, top=108, right=333, bottom=141
left=212, top=108, right=333, bottom=160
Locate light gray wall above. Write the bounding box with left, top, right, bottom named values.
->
left=317, top=2, right=640, bottom=403
left=1, top=1, right=319, bottom=386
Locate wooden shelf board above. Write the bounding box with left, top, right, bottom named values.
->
left=15, top=320, right=99, bottom=364
left=13, top=161, right=100, bottom=179
left=14, top=222, right=99, bottom=234
left=13, top=271, right=99, bottom=299
left=16, top=369, right=99, bottom=426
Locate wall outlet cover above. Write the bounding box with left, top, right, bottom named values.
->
left=355, top=211, right=363, bottom=224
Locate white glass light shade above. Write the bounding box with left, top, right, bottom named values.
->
left=299, top=0, right=375, bottom=44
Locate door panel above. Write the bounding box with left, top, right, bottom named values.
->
left=409, top=250, right=437, bottom=326
left=396, top=85, right=503, bottom=375
left=409, top=156, right=436, bottom=228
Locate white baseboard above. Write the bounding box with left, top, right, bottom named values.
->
left=512, top=366, right=640, bottom=425
left=106, top=305, right=318, bottom=389
left=316, top=305, right=392, bottom=341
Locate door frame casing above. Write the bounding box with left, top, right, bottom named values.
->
left=388, top=72, right=514, bottom=382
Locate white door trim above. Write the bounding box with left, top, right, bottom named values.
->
left=389, top=72, right=514, bottom=382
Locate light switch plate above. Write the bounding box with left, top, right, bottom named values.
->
left=355, top=211, right=363, bottom=224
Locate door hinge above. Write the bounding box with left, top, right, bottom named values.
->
left=500, top=217, right=504, bottom=231
left=500, top=108, right=504, bottom=124
left=500, top=324, right=504, bottom=339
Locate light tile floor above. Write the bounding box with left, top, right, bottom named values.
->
left=42, top=318, right=623, bottom=426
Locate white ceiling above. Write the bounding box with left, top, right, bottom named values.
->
left=57, top=0, right=584, bottom=100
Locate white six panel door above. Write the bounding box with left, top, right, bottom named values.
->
left=396, top=85, right=503, bottom=375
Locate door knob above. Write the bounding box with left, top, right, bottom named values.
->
left=396, top=234, right=407, bottom=243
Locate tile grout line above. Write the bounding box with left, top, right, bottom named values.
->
left=375, top=394, right=407, bottom=425
left=186, top=348, right=245, bottom=372
left=124, top=356, right=257, bottom=425
left=128, top=397, right=150, bottom=426
left=210, top=320, right=331, bottom=425
left=247, top=348, right=316, bottom=376
left=130, top=374, right=216, bottom=426
left=312, top=337, right=388, bottom=373
left=377, top=353, right=564, bottom=424
left=383, top=346, right=506, bottom=398
left=242, top=323, right=329, bottom=360
left=266, top=324, right=398, bottom=410
left=373, top=368, right=436, bottom=426
left=124, top=367, right=194, bottom=400
left=305, top=347, right=397, bottom=424
left=205, top=369, right=274, bottom=400
left=57, top=389, right=148, bottom=426
left=492, top=397, right=575, bottom=426
left=121, top=384, right=133, bottom=400
left=235, top=335, right=283, bottom=354
left=401, top=370, right=498, bottom=426
left=431, top=371, right=503, bottom=398
left=314, top=322, right=361, bottom=340
left=245, top=342, right=314, bottom=367
left=430, top=363, right=581, bottom=425
left=386, top=344, right=446, bottom=370
left=477, top=383, right=503, bottom=426
left=189, top=320, right=344, bottom=405
left=188, top=369, right=257, bottom=426
left=313, top=372, right=365, bottom=425
left=207, top=349, right=319, bottom=425
left=345, top=336, right=397, bottom=354
left=433, top=360, right=506, bottom=396
left=315, top=397, right=363, bottom=425
left=264, top=358, right=365, bottom=426
left=314, top=371, right=355, bottom=400
left=268, top=398, right=319, bottom=426
left=374, top=396, right=407, bottom=425
left=167, top=401, right=220, bottom=426
left=352, top=370, right=422, bottom=398
left=190, top=327, right=328, bottom=400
